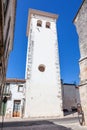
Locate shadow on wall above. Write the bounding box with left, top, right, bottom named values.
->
left=63, top=110, right=77, bottom=116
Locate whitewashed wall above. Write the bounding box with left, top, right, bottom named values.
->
left=25, top=11, right=63, bottom=118
left=5, top=83, right=25, bottom=118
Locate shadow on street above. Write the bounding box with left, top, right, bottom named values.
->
left=0, top=120, right=72, bottom=130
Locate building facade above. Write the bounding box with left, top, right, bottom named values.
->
left=3, top=79, right=80, bottom=119
left=2, top=78, right=81, bottom=119
left=2, top=79, right=26, bottom=118
left=61, top=82, right=80, bottom=112
left=0, top=0, right=16, bottom=114
left=74, top=0, right=87, bottom=125
left=24, top=9, right=63, bottom=118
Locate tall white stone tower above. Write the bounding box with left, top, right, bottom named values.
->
left=24, top=9, right=63, bottom=118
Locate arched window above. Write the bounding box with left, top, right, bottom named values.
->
left=46, top=22, right=50, bottom=28
left=37, top=20, right=42, bottom=27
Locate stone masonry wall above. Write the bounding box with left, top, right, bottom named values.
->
left=74, top=0, right=87, bottom=125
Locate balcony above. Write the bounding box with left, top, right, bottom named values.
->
left=3, top=91, right=12, bottom=100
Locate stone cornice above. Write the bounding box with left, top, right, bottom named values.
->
left=79, top=56, right=87, bottom=62
left=79, top=79, right=87, bottom=87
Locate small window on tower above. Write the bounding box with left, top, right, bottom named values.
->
left=46, top=22, right=50, bottom=28
left=38, top=64, right=45, bottom=72
left=37, top=20, right=42, bottom=27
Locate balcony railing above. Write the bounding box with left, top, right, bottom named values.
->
left=3, top=91, right=12, bottom=100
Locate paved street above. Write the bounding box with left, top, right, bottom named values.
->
left=0, top=114, right=87, bottom=130
left=0, top=120, right=71, bottom=130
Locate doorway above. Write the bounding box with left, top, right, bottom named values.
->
left=13, top=100, right=21, bottom=117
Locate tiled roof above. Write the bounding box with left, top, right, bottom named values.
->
left=5, top=78, right=26, bottom=83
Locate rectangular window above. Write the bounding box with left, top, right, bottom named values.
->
left=4, top=83, right=10, bottom=94
left=18, top=85, right=23, bottom=92
left=13, top=100, right=21, bottom=117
